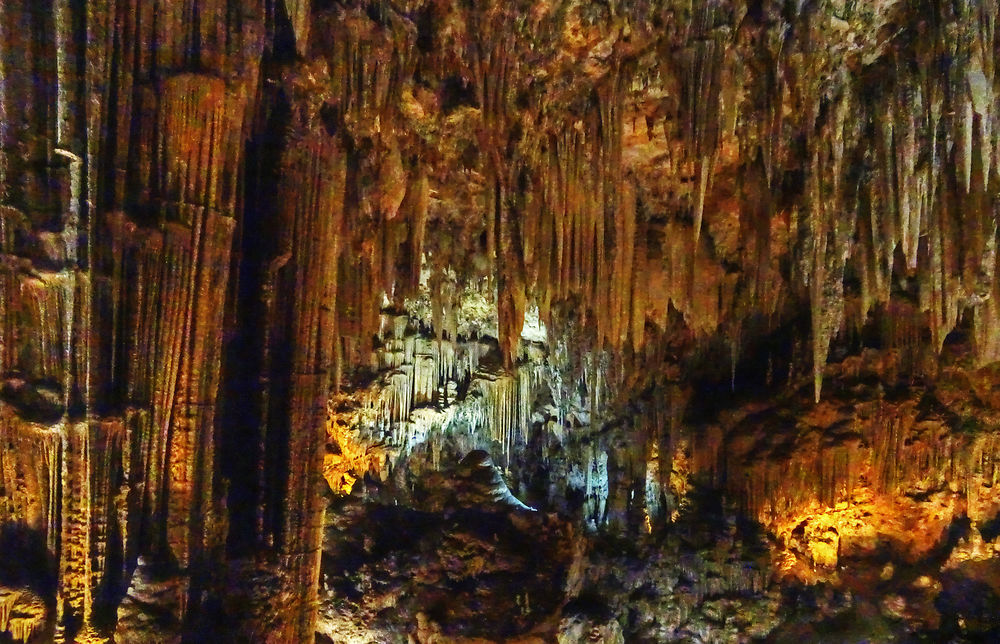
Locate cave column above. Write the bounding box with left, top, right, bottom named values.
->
left=268, top=131, right=345, bottom=642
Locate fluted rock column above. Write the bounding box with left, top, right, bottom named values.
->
left=269, top=131, right=344, bottom=642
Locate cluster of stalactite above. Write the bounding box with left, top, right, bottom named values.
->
left=346, top=0, right=1000, bottom=409
left=629, top=0, right=1000, bottom=403
left=677, top=353, right=1000, bottom=531
left=0, top=0, right=324, bottom=639
left=326, top=311, right=547, bottom=497
left=0, top=586, right=46, bottom=643
left=527, top=342, right=1000, bottom=549
left=0, top=587, right=45, bottom=643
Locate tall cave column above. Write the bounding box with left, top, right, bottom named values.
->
left=82, top=0, right=265, bottom=632
left=0, top=0, right=101, bottom=634
left=90, top=69, right=250, bottom=593
left=1, top=0, right=266, bottom=636
left=257, top=114, right=345, bottom=641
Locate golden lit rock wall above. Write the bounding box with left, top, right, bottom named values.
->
left=0, top=0, right=301, bottom=639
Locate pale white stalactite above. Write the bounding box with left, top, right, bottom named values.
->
left=54, top=149, right=82, bottom=264
left=378, top=312, right=389, bottom=342
left=403, top=336, right=415, bottom=365
left=53, top=0, right=73, bottom=147
left=896, top=99, right=918, bottom=268
left=585, top=449, right=609, bottom=530
left=517, top=365, right=532, bottom=450
left=965, top=57, right=996, bottom=188
left=393, top=314, right=407, bottom=340
left=436, top=340, right=455, bottom=384
left=520, top=304, right=547, bottom=344
left=397, top=368, right=412, bottom=424
left=644, top=446, right=662, bottom=531
left=962, top=99, right=975, bottom=193
left=413, top=354, right=436, bottom=406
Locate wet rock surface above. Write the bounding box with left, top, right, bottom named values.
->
left=319, top=500, right=572, bottom=640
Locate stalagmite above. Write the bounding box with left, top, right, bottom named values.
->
left=963, top=100, right=975, bottom=195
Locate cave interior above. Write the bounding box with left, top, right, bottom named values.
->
left=1, top=0, right=1000, bottom=642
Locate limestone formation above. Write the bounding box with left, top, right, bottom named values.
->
left=0, top=0, right=999, bottom=641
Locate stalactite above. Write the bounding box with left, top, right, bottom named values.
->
left=58, top=421, right=92, bottom=626
left=644, top=439, right=662, bottom=531
left=0, top=588, right=45, bottom=643
left=88, top=418, right=122, bottom=606
left=585, top=448, right=610, bottom=530
left=0, top=590, right=12, bottom=636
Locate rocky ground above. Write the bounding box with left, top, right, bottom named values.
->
left=318, top=476, right=1000, bottom=643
